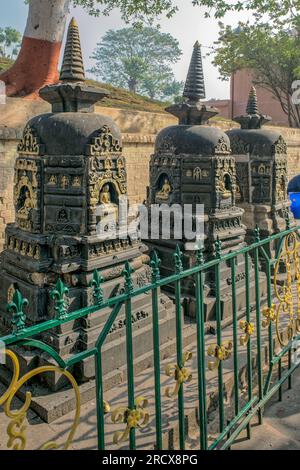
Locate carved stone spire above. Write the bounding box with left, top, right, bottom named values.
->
left=183, top=41, right=206, bottom=101
left=234, top=85, right=271, bottom=129
left=60, top=17, right=85, bottom=82
left=166, top=41, right=218, bottom=125
left=39, top=17, right=109, bottom=113
left=246, top=86, right=259, bottom=115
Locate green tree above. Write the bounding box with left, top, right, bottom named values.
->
left=89, top=27, right=182, bottom=98
left=0, top=27, right=21, bottom=58
left=11, top=0, right=300, bottom=98
left=73, top=0, right=179, bottom=25
left=74, top=0, right=300, bottom=29
left=212, top=22, right=300, bottom=127
left=161, top=79, right=184, bottom=102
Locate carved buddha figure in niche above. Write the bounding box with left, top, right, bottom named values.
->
left=219, top=174, right=232, bottom=200
left=277, top=175, right=286, bottom=201
left=98, top=183, right=119, bottom=232
left=18, top=188, right=34, bottom=216
left=156, top=177, right=172, bottom=202
left=57, top=208, right=68, bottom=222
left=100, top=184, right=112, bottom=205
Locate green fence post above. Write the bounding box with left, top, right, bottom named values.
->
left=150, top=251, right=163, bottom=450
left=195, top=247, right=208, bottom=450
left=174, top=245, right=185, bottom=450
left=254, top=227, right=263, bottom=425
left=123, top=261, right=136, bottom=450
left=215, top=238, right=225, bottom=433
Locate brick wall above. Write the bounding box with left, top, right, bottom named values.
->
left=0, top=129, right=22, bottom=252
left=271, top=126, right=300, bottom=182
left=123, top=134, right=155, bottom=205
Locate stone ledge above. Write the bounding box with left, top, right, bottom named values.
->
left=122, top=133, right=156, bottom=144
left=0, top=126, right=23, bottom=140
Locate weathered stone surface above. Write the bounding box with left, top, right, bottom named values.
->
left=146, top=44, right=260, bottom=321
left=0, top=19, right=176, bottom=395
left=227, top=86, right=295, bottom=248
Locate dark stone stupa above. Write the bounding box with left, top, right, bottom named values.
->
left=227, top=85, right=294, bottom=245
left=0, top=18, right=175, bottom=397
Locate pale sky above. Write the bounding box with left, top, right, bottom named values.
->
left=1, top=0, right=252, bottom=99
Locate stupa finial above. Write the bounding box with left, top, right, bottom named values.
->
left=60, top=17, right=85, bottom=82
left=39, top=17, right=109, bottom=112
left=234, top=84, right=271, bottom=129
left=166, top=41, right=218, bottom=125
left=183, top=40, right=206, bottom=102
left=246, top=86, right=259, bottom=115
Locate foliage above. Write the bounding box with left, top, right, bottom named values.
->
left=192, top=0, right=300, bottom=29
left=0, top=27, right=21, bottom=59
left=89, top=27, right=182, bottom=100
left=72, top=0, right=178, bottom=25
left=73, top=0, right=300, bottom=29
left=161, top=79, right=184, bottom=102
left=212, top=22, right=300, bottom=127
left=0, top=56, right=13, bottom=73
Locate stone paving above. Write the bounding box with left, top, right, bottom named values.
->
left=233, top=367, right=300, bottom=450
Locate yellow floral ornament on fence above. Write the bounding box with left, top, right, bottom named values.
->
left=239, top=321, right=255, bottom=346
left=165, top=351, right=193, bottom=398
left=266, top=232, right=300, bottom=346
left=0, top=349, right=80, bottom=450
left=207, top=341, right=233, bottom=371
left=111, top=396, right=150, bottom=444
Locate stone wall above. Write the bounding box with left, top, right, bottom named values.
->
left=123, top=134, right=156, bottom=205
left=274, top=126, right=300, bottom=182
left=0, top=130, right=20, bottom=252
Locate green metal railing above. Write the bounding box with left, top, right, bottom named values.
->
left=1, top=223, right=300, bottom=450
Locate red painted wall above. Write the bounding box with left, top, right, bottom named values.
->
left=204, top=69, right=289, bottom=126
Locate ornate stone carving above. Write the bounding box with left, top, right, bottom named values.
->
left=230, top=134, right=250, bottom=155
left=272, top=136, right=287, bottom=155
left=48, top=175, right=57, bottom=186
left=72, top=176, right=81, bottom=187
left=17, top=126, right=44, bottom=155
left=89, top=154, right=127, bottom=206
left=192, top=167, right=209, bottom=180
left=214, top=137, right=231, bottom=155
left=14, top=160, right=39, bottom=231
left=86, top=125, right=122, bottom=156
left=214, top=157, right=237, bottom=206
left=60, top=175, right=69, bottom=189
left=155, top=177, right=172, bottom=202
left=57, top=208, right=69, bottom=223
left=155, top=138, right=177, bottom=156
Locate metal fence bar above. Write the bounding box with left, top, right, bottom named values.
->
left=254, top=229, right=264, bottom=425
left=174, top=246, right=185, bottom=450
left=215, top=241, right=225, bottom=433
left=123, top=262, right=136, bottom=450
left=244, top=252, right=253, bottom=440
left=151, top=252, right=163, bottom=450
left=230, top=257, right=239, bottom=416
left=95, top=350, right=105, bottom=450
left=195, top=249, right=208, bottom=450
